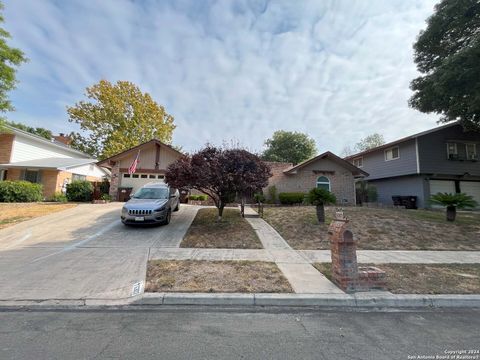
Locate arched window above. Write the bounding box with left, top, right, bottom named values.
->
left=316, top=176, right=330, bottom=191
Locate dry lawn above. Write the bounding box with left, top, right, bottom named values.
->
left=145, top=260, right=293, bottom=293
left=262, top=206, right=480, bottom=250
left=181, top=208, right=262, bottom=249
left=0, top=202, right=77, bottom=229
left=314, top=262, right=480, bottom=294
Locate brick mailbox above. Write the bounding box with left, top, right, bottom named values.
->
left=328, top=211, right=386, bottom=293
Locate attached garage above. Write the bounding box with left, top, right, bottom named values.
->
left=120, top=173, right=165, bottom=193
left=96, top=139, right=183, bottom=201
left=429, top=180, right=456, bottom=195
left=460, top=181, right=480, bottom=207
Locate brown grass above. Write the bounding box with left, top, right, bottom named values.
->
left=313, top=262, right=480, bottom=294
left=0, top=202, right=77, bottom=229
left=145, top=260, right=293, bottom=293
left=181, top=208, right=262, bottom=249
left=262, top=206, right=480, bottom=250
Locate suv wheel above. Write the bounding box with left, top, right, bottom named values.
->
left=174, top=202, right=179, bottom=212
left=163, top=210, right=171, bottom=225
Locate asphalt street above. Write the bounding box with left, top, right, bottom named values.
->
left=0, top=306, right=478, bottom=360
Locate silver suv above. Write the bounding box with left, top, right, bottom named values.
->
left=121, top=183, right=180, bottom=225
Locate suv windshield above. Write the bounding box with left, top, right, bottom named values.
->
left=132, top=187, right=169, bottom=199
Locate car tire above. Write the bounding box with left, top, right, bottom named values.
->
left=174, top=203, right=180, bottom=212
left=163, top=210, right=171, bottom=225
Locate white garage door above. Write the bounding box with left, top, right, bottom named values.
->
left=460, top=181, right=480, bottom=207
left=120, top=173, right=165, bottom=193
left=429, top=180, right=456, bottom=195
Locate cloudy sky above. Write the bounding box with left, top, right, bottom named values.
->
left=4, top=0, right=439, bottom=154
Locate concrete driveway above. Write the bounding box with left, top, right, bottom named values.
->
left=0, top=203, right=198, bottom=301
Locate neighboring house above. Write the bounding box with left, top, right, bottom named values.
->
left=0, top=125, right=108, bottom=198
left=345, top=122, right=480, bottom=208
left=265, top=151, right=368, bottom=205
left=96, top=139, right=183, bottom=200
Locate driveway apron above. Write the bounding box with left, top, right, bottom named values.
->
left=0, top=203, right=198, bottom=301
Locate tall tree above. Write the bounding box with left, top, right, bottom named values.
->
left=262, top=131, right=316, bottom=165
left=409, top=0, right=480, bottom=130
left=354, top=133, right=385, bottom=152
left=165, top=146, right=271, bottom=219
left=67, top=80, right=175, bottom=159
left=0, top=1, right=27, bottom=122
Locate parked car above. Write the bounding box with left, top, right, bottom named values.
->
left=121, top=183, right=180, bottom=225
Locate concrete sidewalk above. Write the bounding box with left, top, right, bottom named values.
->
left=149, top=248, right=480, bottom=264
left=243, top=207, right=343, bottom=294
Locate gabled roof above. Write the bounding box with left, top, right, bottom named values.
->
left=2, top=125, right=91, bottom=158
left=344, top=122, right=460, bottom=160
left=0, top=157, right=98, bottom=170
left=96, top=139, right=183, bottom=168
left=283, top=151, right=368, bottom=176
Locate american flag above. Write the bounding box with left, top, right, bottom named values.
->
left=128, top=151, right=140, bottom=175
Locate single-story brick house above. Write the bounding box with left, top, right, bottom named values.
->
left=96, top=139, right=183, bottom=200
left=265, top=151, right=368, bottom=205
left=0, top=125, right=108, bottom=198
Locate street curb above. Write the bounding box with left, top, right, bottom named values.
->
left=131, top=292, right=480, bottom=308
left=1, top=293, right=480, bottom=309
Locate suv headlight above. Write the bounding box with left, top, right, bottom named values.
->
left=154, top=205, right=166, bottom=212
left=122, top=207, right=128, bottom=214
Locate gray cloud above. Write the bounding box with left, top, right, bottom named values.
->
left=5, top=0, right=439, bottom=154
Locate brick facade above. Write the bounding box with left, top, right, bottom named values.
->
left=265, top=157, right=357, bottom=205
left=0, top=133, right=14, bottom=163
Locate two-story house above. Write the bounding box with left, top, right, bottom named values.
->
left=0, top=125, right=108, bottom=198
left=345, top=122, right=480, bottom=208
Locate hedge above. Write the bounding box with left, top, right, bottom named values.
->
left=188, top=194, right=208, bottom=201
left=66, top=180, right=93, bottom=202
left=278, top=192, right=306, bottom=205
left=0, top=181, right=43, bottom=202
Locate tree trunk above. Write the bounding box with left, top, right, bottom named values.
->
left=446, top=205, right=456, bottom=222
left=316, top=204, right=325, bottom=223
left=217, top=203, right=225, bottom=221
left=240, top=197, right=245, bottom=218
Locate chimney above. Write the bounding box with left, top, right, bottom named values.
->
left=54, top=133, right=72, bottom=145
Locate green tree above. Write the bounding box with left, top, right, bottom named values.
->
left=354, top=133, right=385, bottom=152
left=67, top=80, right=176, bottom=159
left=262, top=131, right=316, bottom=165
left=409, top=0, right=480, bottom=130
left=430, top=192, right=477, bottom=222
left=0, top=1, right=27, bottom=124
left=4, top=120, right=52, bottom=139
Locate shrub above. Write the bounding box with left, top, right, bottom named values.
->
left=189, top=194, right=208, bottom=201
left=66, top=180, right=93, bottom=202
left=278, top=192, right=306, bottom=205
left=50, top=192, right=68, bottom=203
left=267, top=185, right=277, bottom=203
left=253, top=192, right=266, bottom=203
left=0, top=181, right=43, bottom=202
left=306, top=188, right=336, bottom=206
left=100, top=193, right=112, bottom=201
